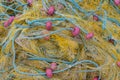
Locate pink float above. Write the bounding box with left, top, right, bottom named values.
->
left=47, top=6, right=55, bottom=16
left=50, top=62, right=57, bottom=70
left=46, top=21, right=52, bottom=30
left=46, top=68, right=53, bottom=78
left=86, top=32, right=94, bottom=39
left=72, top=27, right=80, bottom=36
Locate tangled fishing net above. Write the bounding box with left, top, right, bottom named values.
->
left=0, top=0, right=120, bottom=80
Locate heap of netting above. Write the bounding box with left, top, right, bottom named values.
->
left=0, top=0, right=120, bottom=80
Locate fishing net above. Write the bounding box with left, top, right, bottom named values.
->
left=0, top=0, right=120, bottom=80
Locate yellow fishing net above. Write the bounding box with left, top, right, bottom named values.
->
left=0, top=0, right=120, bottom=80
